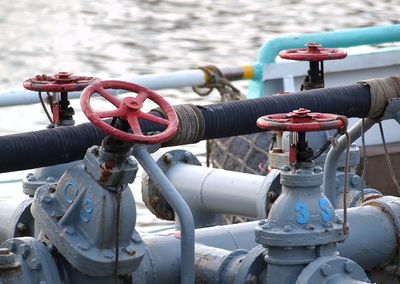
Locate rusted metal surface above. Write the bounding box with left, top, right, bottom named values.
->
left=257, top=108, right=346, bottom=132
left=23, top=72, right=100, bottom=92
left=279, top=43, right=347, bottom=61
left=80, top=80, right=179, bottom=144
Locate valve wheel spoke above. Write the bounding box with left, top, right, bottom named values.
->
left=139, top=112, right=170, bottom=126
left=127, top=115, right=143, bottom=135
left=95, top=86, right=121, bottom=108
left=97, top=108, right=125, bottom=119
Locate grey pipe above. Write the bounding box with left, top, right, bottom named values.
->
left=135, top=221, right=258, bottom=283
left=323, top=118, right=375, bottom=206
left=165, top=163, right=273, bottom=218
left=337, top=205, right=397, bottom=269
left=133, top=146, right=195, bottom=284
left=134, top=199, right=398, bottom=283
left=194, top=244, right=247, bottom=283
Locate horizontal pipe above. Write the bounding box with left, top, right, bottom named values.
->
left=337, top=205, right=397, bottom=270
left=136, top=201, right=398, bottom=283
left=0, top=66, right=254, bottom=107
left=165, top=163, right=267, bottom=217
left=0, top=82, right=372, bottom=173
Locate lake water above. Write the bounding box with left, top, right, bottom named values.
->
left=0, top=0, right=399, bottom=230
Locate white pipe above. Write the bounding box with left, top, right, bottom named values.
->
left=0, top=66, right=252, bottom=107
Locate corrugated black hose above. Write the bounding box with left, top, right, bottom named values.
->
left=0, top=83, right=370, bottom=173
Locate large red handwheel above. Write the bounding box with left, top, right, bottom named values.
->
left=257, top=108, right=346, bottom=132
left=279, top=43, right=347, bottom=61
left=80, top=80, right=179, bottom=144
left=23, top=72, right=100, bottom=92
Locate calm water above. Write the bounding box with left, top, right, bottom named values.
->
left=0, top=0, right=399, bottom=229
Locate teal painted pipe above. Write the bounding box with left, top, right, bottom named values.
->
left=248, top=24, right=400, bottom=98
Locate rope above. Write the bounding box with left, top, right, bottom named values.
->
left=343, top=131, right=351, bottom=235
left=193, top=65, right=245, bottom=168
left=193, top=65, right=245, bottom=101
left=38, top=91, right=54, bottom=124
left=360, top=119, right=368, bottom=202
left=358, top=76, right=400, bottom=119
left=114, top=185, right=123, bottom=284
left=379, top=122, right=400, bottom=194
left=162, top=104, right=205, bottom=147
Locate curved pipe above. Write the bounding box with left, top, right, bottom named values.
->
left=249, top=24, right=400, bottom=98
left=0, top=82, right=371, bottom=173
left=323, top=118, right=375, bottom=206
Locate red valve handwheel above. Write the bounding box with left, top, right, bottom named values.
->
left=23, top=72, right=100, bottom=92
left=80, top=80, right=179, bottom=144
left=257, top=108, right=346, bottom=132
left=279, top=43, right=347, bottom=62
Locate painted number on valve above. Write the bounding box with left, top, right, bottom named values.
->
left=63, top=181, right=78, bottom=204
left=319, top=197, right=332, bottom=222
left=80, top=198, right=94, bottom=223
left=295, top=201, right=309, bottom=224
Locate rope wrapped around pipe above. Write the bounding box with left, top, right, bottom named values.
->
left=0, top=76, right=399, bottom=173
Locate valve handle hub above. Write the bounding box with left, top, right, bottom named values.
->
left=279, top=43, right=347, bottom=62
left=23, top=72, right=100, bottom=92
left=80, top=80, right=178, bottom=144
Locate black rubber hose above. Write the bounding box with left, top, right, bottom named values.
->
left=0, top=83, right=370, bottom=173
left=200, top=84, right=370, bottom=139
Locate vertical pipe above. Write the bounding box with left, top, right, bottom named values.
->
left=133, top=146, right=195, bottom=284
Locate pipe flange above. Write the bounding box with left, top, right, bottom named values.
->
left=296, top=255, right=370, bottom=284
left=364, top=196, right=400, bottom=271
left=141, top=150, right=201, bottom=220
left=233, top=245, right=266, bottom=284
left=2, top=237, right=61, bottom=284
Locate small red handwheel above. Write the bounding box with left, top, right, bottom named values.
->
left=80, top=80, right=179, bottom=144
left=279, top=43, right=347, bottom=61
left=23, top=72, right=100, bottom=92
left=257, top=108, right=346, bottom=132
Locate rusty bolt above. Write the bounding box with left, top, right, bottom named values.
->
left=320, top=264, right=332, bottom=276
left=163, top=153, right=173, bottom=164
left=124, top=247, right=136, bottom=256
left=48, top=184, right=57, bottom=193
